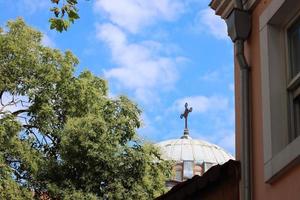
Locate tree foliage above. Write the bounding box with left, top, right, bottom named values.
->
left=50, top=0, right=80, bottom=32
left=0, top=19, right=172, bottom=199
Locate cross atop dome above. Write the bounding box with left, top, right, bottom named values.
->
left=180, top=102, right=192, bottom=138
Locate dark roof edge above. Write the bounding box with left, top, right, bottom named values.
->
left=156, top=159, right=241, bottom=200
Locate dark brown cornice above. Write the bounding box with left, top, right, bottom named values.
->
left=210, top=0, right=258, bottom=19
left=209, top=0, right=235, bottom=19
left=156, top=160, right=241, bottom=200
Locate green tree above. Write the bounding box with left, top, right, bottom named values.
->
left=0, top=19, right=172, bottom=199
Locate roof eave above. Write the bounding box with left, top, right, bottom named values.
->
left=209, top=0, right=235, bottom=19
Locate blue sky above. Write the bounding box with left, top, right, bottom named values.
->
left=0, top=0, right=235, bottom=154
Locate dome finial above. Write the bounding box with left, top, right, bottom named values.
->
left=180, top=102, right=192, bottom=138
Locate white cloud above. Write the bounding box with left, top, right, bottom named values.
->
left=195, top=8, right=228, bottom=40
left=94, top=0, right=185, bottom=33
left=96, top=23, right=180, bottom=102
left=41, top=33, right=56, bottom=48
left=173, top=95, right=229, bottom=113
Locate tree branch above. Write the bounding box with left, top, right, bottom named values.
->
left=6, top=159, right=21, bottom=164
left=45, top=133, right=55, bottom=144
left=23, top=124, right=38, bottom=129
left=25, top=128, right=42, bottom=147
left=23, top=125, right=53, bottom=146
left=42, top=135, right=49, bottom=146
left=0, top=90, right=4, bottom=103
left=12, top=109, right=30, bottom=116
left=0, top=92, right=30, bottom=113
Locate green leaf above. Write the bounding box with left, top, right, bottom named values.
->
left=67, top=0, right=78, bottom=5
left=68, top=9, right=80, bottom=20
left=51, top=0, right=59, bottom=4
left=50, top=7, right=60, bottom=17
left=63, top=20, right=70, bottom=31
left=49, top=18, right=64, bottom=32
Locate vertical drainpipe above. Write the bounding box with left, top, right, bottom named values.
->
left=235, top=1, right=251, bottom=200
left=225, top=0, right=252, bottom=199
left=236, top=39, right=251, bottom=200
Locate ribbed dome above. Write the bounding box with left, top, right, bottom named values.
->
left=156, top=136, right=234, bottom=164
left=156, top=103, right=234, bottom=186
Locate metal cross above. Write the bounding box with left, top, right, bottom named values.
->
left=180, top=102, right=193, bottom=130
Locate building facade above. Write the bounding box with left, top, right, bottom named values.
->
left=210, top=0, right=300, bottom=199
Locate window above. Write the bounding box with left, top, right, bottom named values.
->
left=288, top=17, right=300, bottom=77
left=260, top=0, right=300, bottom=183
left=174, top=164, right=182, bottom=181
left=183, top=161, right=194, bottom=179
left=175, top=169, right=182, bottom=181
left=288, top=17, right=300, bottom=141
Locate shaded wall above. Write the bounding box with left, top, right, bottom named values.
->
left=234, top=0, right=300, bottom=199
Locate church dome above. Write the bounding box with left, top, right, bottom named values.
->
left=156, top=136, right=234, bottom=164
left=156, top=136, right=234, bottom=186
left=155, top=103, right=234, bottom=186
